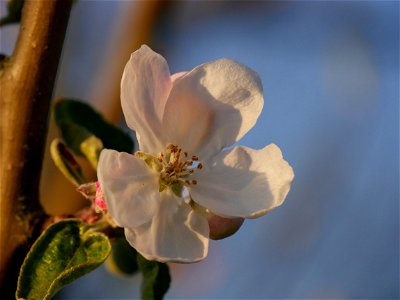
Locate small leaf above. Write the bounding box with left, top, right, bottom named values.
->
left=105, top=238, right=138, bottom=276
left=54, top=99, right=134, bottom=157
left=56, top=121, right=91, bottom=155
left=79, top=135, right=103, bottom=169
left=16, top=220, right=111, bottom=300
left=50, top=139, right=86, bottom=186
left=137, top=254, right=171, bottom=300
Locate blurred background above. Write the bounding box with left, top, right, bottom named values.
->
left=1, top=1, right=398, bottom=299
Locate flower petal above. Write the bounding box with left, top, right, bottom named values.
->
left=121, top=45, right=172, bottom=153
left=124, top=191, right=209, bottom=263
left=170, top=71, right=187, bottom=83
left=162, top=58, right=264, bottom=159
left=189, top=144, right=294, bottom=218
left=97, top=149, right=160, bottom=228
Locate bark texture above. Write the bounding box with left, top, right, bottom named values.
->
left=0, top=0, right=72, bottom=293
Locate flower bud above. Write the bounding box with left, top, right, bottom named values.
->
left=95, top=182, right=107, bottom=212
left=77, top=181, right=107, bottom=213
left=77, top=182, right=97, bottom=199
left=207, top=213, right=244, bottom=240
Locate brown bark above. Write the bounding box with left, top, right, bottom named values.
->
left=0, top=0, right=72, bottom=293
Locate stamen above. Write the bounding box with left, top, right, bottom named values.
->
left=140, top=144, right=203, bottom=193
left=157, top=152, right=163, bottom=162
left=134, top=151, right=144, bottom=158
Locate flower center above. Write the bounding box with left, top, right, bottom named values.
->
left=135, top=144, right=202, bottom=197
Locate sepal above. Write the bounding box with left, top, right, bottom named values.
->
left=105, top=238, right=138, bottom=276
left=137, top=254, right=171, bottom=300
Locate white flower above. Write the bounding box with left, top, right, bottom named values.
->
left=97, top=45, right=294, bottom=262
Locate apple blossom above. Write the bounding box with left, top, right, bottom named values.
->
left=97, top=45, right=294, bottom=262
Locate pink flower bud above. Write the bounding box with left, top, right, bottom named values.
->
left=77, top=182, right=97, bottom=199
left=95, top=181, right=107, bottom=212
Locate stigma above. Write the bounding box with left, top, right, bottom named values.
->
left=135, top=144, right=202, bottom=196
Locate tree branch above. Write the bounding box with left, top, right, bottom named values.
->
left=0, top=0, right=72, bottom=292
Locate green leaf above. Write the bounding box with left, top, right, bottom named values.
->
left=54, top=99, right=134, bottom=159
left=105, top=238, right=138, bottom=276
left=79, top=135, right=104, bottom=169
left=50, top=139, right=86, bottom=186
left=16, top=220, right=111, bottom=300
left=0, top=0, right=24, bottom=26
left=137, top=254, right=171, bottom=300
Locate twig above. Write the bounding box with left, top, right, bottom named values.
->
left=0, top=0, right=72, bottom=294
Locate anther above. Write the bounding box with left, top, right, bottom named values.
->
left=134, top=151, right=144, bottom=158
left=157, top=152, right=163, bottom=162
left=149, top=145, right=203, bottom=192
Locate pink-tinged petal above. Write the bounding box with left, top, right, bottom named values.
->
left=94, top=181, right=107, bottom=212
left=97, top=149, right=161, bottom=228
left=162, top=58, right=264, bottom=159
left=189, top=144, right=294, bottom=218
left=170, top=71, right=187, bottom=83
left=124, top=191, right=209, bottom=263
left=121, top=45, right=172, bottom=153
